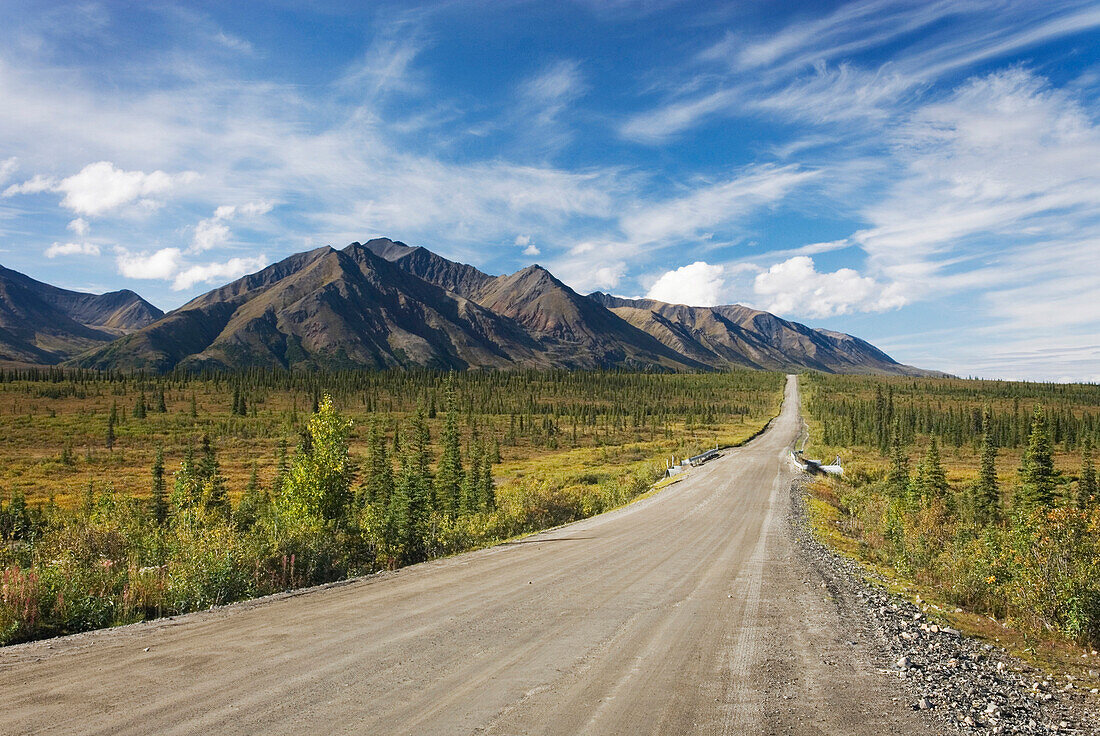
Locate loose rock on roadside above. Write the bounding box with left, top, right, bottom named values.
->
left=788, top=478, right=1100, bottom=735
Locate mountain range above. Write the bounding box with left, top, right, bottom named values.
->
left=0, top=265, right=162, bottom=365
left=0, top=239, right=935, bottom=376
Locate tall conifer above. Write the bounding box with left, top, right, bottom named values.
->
left=1019, top=405, right=1056, bottom=511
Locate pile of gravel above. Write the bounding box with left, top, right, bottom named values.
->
left=788, top=479, right=1100, bottom=735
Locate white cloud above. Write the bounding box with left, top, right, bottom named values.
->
left=45, top=241, right=99, bottom=258
left=3, top=174, right=54, bottom=196
left=752, top=256, right=906, bottom=318
left=115, top=247, right=183, bottom=280
left=552, top=257, right=626, bottom=294
left=646, top=261, right=726, bottom=306
left=67, top=217, right=89, bottom=236
left=191, top=199, right=273, bottom=253
left=515, top=234, right=540, bottom=256
left=172, top=255, right=268, bottom=290
left=191, top=218, right=230, bottom=252
left=620, top=89, right=737, bottom=143
left=236, top=199, right=273, bottom=217
left=4, top=161, right=198, bottom=216
left=0, top=157, right=16, bottom=186
left=855, top=69, right=1100, bottom=302
left=518, top=59, right=587, bottom=149
left=58, top=161, right=197, bottom=215
left=619, top=164, right=818, bottom=245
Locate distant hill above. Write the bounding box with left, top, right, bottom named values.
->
left=0, top=265, right=163, bottom=364
left=64, top=237, right=933, bottom=375
left=587, top=294, right=928, bottom=375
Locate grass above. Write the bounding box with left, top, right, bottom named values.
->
left=0, top=369, right=786, bottom=645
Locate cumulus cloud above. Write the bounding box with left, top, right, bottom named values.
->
left=114, top=242, right=268, bottom=292
left=514, top=234, right=540, bottom=256
left=753, top=256, right=906, bottom=318
left=115, top=247, right=184, bottom=280
left=3, top=162, right=198, bottom=216
left=191, top=199, right=273, bottom=253
left=646, top=261, right=727, bottom=306
left=45, top=241, right=100, bottom=258
left=172, top=255, right=268, bottom=290
left=67, top=217, right=89, bottom=236
left=191, top=218, right=231, bottom=252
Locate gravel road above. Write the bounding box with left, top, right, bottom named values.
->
left=0, top=375, right=938, bottom=735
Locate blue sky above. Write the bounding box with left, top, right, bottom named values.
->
left=1, top=0, right=1098, bottom=380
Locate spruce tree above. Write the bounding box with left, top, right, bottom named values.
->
left=234, top=462, right=265, bottom=530
left=134, top=391, right=147, bottom=420
left=365, top=416, right=394, bottom=508
left=461, top=439, right=483, bottom=515
left=434, top=384, right=463, bottom=519
left=1018, top=405, right=1056, bottom=511
left=397, top=406, right=433, bottom=561
left=156, top=388, right=167, bottom=413
left=885, top=423, right=909, bottom=499
left=198, top=434, right=229, bottom=516
left=1078, top=436, right=1096, bottom=510
left=923, top=436, right=948, bottom=500
left=150, top=445, right=168, bottom=525
left=273, top=439, right=289, bottom=497
left=480, top=451, right=495, bottom=512
left=974, top=409, right=1000, bottom=523
left=106, top=401, right=117, bottom=450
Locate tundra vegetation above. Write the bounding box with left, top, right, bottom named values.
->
left=803, top=373, right=1100, bottom=650
left=0, top=366, right=783, bottom=644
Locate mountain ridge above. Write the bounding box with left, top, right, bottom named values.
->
left=3, top=239, right=937, bottom=375
left=0, top=265, right=163, bottom=364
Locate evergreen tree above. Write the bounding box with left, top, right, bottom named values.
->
left=461, top=438, right=483, bottom=515
left=364, top=416, right=394, bottom=508
left=397, top=405, right=433, bottom=561
left=150, top=445, right=168, bottom=525
left=434, top=383, right=463, bottom=519
left=172, top=445, right=201, bottom=511
left=973, top=409, right=1000, bottom=523
left=106, top=401, right=117, bottom=450
left=885, top=422, right=909, bottom=499
left=198, top=434, right=229, bottom=515
left=272, top=439, right=289, bottom=497
left=133, top=391, right=147, bottom=419
left=189, top=393, right=198, bottom=418
left=909, top=436, right=948, bottom=503
left=1018, top=405, right=1056, bottom=511
left=923, top=436, right=948, bottom=500
left=234, top=462, right=267, bottom=529
left=1078, top=436, right=1096, bottom=510
left=155, top=388, right=167, bottom=413
left=479, top=450, right=495, bottom=512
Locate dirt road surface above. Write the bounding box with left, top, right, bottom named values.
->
left=0, top=375, right=932, bottom=735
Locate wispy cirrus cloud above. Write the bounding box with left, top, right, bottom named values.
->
left=621, top=1, right=1100, bottom=143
